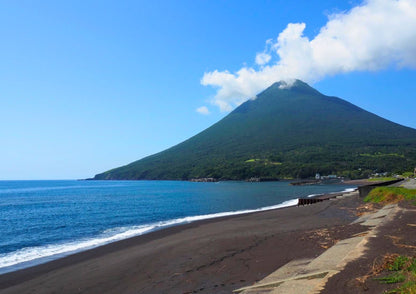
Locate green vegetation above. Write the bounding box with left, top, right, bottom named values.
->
left=392, top=280, right=416, bottom=294
left=402, top=171, right=416, bottom=178
left=364, top=187, right=416, bottom=204
left=365, top=188, right=416, bottom=293
left=368, top=177, right=397, bottom=182
left=245, top=159, right=282, bottom=165
left=376, top=273, right=406, bottom=284
left=389, top=256, right=411, bottom=272
left=360, top=152, right=405, bottom=158
left=375, top=255, right=416, bottom=293
left=93, top=80, right=416, bottom=181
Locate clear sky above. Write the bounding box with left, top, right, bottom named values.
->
left=1, top=0, right=415, bottom=180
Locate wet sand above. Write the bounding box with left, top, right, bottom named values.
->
left=0, top=193, right=367, bottom=294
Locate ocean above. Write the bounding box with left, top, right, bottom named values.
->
left=0, top=180, right=356, bottom=274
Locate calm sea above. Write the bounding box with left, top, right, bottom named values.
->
left=0, top=180, right=355, bottom=274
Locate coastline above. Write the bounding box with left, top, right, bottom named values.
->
left=0, top=185, right=354, bottom=275
left=0, top=197, right=300, bottom=275
left=0, top=185, right=355, bottom=275
left=0, top=189, right=365, bottom=294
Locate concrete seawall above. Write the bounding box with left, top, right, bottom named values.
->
left=357, top=178, right=404, bottom=198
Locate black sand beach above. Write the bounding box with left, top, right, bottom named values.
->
left=0, top=192, right=369, bottom=294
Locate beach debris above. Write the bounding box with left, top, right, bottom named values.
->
left=386, top=235, right=416, bottom=249
left=355, top=253, right=400, bottom=285
left=354, top=203, right=378, bottom=216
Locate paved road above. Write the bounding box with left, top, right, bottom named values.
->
left=400, top=178, right=416, bottom=189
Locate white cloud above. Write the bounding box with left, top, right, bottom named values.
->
left=201, top=0, right=416, bottom=112
left=196, top=106, right=210, bottom=115
left=255, top=52, right=272, bottom=65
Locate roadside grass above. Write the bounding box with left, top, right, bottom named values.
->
left=362, top=186, right=416, bottom=292
left=375, top=273, right=406, bottom=284
left=364, top=187, right=416, bottom=205
left=364, top=187, right=416, bottom=292
left=373, top=255, right=416, bottom=293
left=368, top=177, right=397, bottom=182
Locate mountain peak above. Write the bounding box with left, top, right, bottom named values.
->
left=266, top=79, right=319, bottom=95
left=93, top=82, right=416, bottom=181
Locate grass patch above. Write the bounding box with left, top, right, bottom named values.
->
left=368, top=177, right=397, bottom=182
left=389, top=280, right=416, bottom=294
left=245, top=159, right=259, bottom=163
left=374, top=255, right=416, bottom=293
left=364, top=187, right=416, bottom=205
left=401, top=172, right=416, bottom=178
left=389, top=256, right=410, bottom=271
left=375, top=273, right=406, bottom=284
left=244, top=159, right=282, bottom=165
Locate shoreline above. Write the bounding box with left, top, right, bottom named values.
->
left=0, top=198, right=299, bottom=275
left=0, top=189, right=364, bottom=294
left=0, top=198, right=300, bottom=275
left=0, top=186, right=355, bottom=275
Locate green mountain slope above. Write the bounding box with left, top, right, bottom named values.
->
left=93, top=80, right=416, bottom=180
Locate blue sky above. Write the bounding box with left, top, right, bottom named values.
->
left=1, top=0, right=415, bottom=180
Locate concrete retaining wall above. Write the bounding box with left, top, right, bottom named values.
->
left=358, top=178, right=404, bottom=198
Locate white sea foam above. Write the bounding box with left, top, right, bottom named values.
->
left=342, top=188, right=357, bottom=193
left=307, top=187, right=357, bottom=198
left=0, top=198, right=298, bottom=274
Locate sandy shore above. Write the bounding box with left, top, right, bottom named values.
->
left=0, top=193, right=367, bottom=294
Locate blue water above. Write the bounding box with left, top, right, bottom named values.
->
left=0, top=180, right=356, bottom=274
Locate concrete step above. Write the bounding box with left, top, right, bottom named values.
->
left=234, top=203, right=399, bottom=294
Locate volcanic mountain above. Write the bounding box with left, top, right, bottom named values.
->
left=93, top=80, right=416, bottom=180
